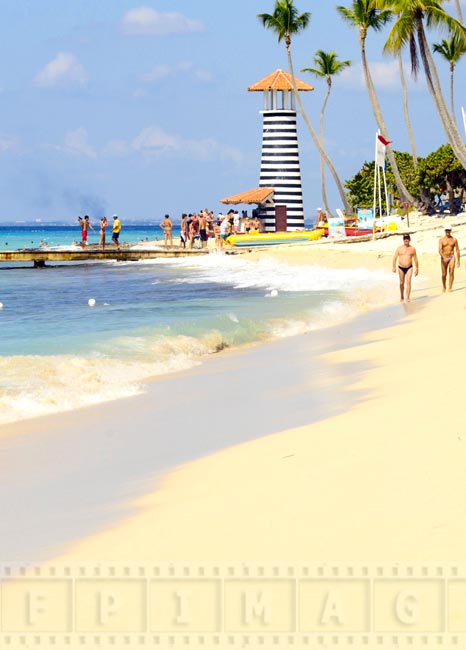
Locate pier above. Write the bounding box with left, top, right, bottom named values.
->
left=0, top=246, right=209, bottom=267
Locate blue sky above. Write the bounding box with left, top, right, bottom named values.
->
left=0, top=0, right=464, bottom=223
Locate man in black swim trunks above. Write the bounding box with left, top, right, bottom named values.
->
left=392, top=234, right=419, bottom=302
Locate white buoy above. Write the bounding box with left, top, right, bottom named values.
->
left=88, top=298, right=96, bottom=307
left=0, top=302, right=3, bottom=309
left=270, top=289, right=278, bottom=297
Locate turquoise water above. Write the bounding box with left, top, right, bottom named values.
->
left=0, top=224, right=180, bottom=250
left=0, top=225, right=392, bottom=424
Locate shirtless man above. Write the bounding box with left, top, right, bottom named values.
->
left=439, top=225, right=460, bottom=292
left=159, top=214, right=173, bottom=248
left=199, top=211, right=207, bottom=248
left=392, top=234, right=419, bottom=302
left=79, top=215, right=95, bottom=249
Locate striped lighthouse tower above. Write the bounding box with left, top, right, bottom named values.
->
left=248, top=70, right=313, bottom=232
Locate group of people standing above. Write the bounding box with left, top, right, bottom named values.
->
left=78, top=215, right=121, bottom=250
left=392, top=224, right=460, bottom=302
left=175, top=210, right=262, bottom=250
left=78, top=209, right=263, bottom=252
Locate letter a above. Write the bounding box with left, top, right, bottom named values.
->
left=320, top=590, right=344, bottom=626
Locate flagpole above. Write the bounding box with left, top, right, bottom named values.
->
left=372, top=132, right=378, bottom=240
left=382, top=164, right=390, bottom=218
left=462, top=106, right=466, bottom=138
left=378, top=163, right=383, bottom=223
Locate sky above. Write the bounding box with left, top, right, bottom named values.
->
left=0, top=0, right=465, bottom=223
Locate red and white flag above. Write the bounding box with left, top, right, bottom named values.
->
left=375, top=132, right=392, bottom=167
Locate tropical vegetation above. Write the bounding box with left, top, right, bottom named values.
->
left=258, top=0, right=352, bottom=214
left=257, top=0, right=466, bottom=213
left=345, top=144, right=466, bottom=212
left=301, top=51, right=351, bottom=217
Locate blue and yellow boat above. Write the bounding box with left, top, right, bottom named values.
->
left=225, top=229, right=325, bottom=247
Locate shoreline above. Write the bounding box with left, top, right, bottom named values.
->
left=0, top=249, right=396, bottom=428
left=2, top=218, right=465, bottom=562
left=0, top=297, right=408, bottom=561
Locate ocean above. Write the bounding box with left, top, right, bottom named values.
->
left=0, top=224, right=391, bottom=425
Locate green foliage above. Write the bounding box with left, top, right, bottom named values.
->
left=345, top=150, right=420, bottom=207
left=433, top=34, right=466, bottom=69
left=345, top=144, right=466, bottom=208
left=257, top=0, right=311, bottom=46
left=344, top=161, right=377, bottom=208
left=386, top=151, right=419, bottom=199
left=416, top=144, right=466, bottom=196
left=301, top=50, right=351, bottom=81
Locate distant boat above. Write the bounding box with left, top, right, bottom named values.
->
left=225, top=229, right=325, bottom=247
left=344, top=226, right=373, bottom=237
left=314, top=222, right=373, bottom=237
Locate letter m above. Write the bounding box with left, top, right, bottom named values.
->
left=243, top=590, right=272, bottom=625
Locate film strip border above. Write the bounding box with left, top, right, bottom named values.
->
left=2, top=563, right=466, bottom=648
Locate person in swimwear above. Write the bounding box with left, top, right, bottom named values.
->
left=439, top=224, right=460, bottom=292
left=159, top=214, right=173, bottom=249
left=392, top=234, right=419, bottom=302
left=79, top=215, right=95, bottom=249
left=179, top=214, right=187, bottom=249
left=99, top=216, right=108, bottom=250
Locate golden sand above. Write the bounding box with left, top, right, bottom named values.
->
left=49, top=217, right=466, bottom=562
left=4, top=217, right=466, bottom=646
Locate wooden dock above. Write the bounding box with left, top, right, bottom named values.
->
left=0, top=246, right=209, bottom=267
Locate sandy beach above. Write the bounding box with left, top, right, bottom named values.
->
left=42, top=216, right=466, bottom=563
left=3, top=215, right=466, bottom=644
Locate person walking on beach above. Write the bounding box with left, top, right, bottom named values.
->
left=392, top=234, right=419, bottom=302
left=99, top=216, right=108, bottom=250
left=79, top=215, right=95, bottom=249
left=159, top=214, right=173, bottom=249
left=439, top=225, right=460, bottom=292
left=112, top=214, right=121, bottom=250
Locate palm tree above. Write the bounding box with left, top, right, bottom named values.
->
left=337, top=0, right=416, bottom=203
left=378, top=0, right=466, bottom=169
left=301, top=51, right=351, bottom=216
left=433, top=34, right=466, bottom=120
left=398, top=50, right=418, bottom=167
left=453, top=0, right=463, bottom=24
left=258, top=0, right=352, bottom=214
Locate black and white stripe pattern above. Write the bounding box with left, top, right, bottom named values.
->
left=258, top=110, right=304, bottom=232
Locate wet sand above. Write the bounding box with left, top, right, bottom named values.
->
left=0, top=300, right=405, bottom=560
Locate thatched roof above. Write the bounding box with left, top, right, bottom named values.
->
left=220, top=187, right=274, bottom=205
left=247, top=69, right=313, bottom=92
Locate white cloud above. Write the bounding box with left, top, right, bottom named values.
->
left=338, top=60, right=425, bottom=91
left=370, top=61, right=402, bottom=89
left=121, top=7, right=204, bottom=36
left=141, top=64, right=173, bottom=83
left=104, top=125, right=243, bottom=164
left=140, top=61, right=213, bottom=84
left=34, top=53, right=88, bottom=88
left=63, top=128, right=97, bottom=159
left=0, top=134, right=20, bottom=153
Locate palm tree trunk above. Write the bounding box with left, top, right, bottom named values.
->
left=320, top=82, right=332, bottom=217
left=450, top=63, right=456, bottom=124
left=360, top=35, right=416, bottom=203
left=454, top=0, right=464, bottom=25
left=398, top=51, right=418, bottom=168
left=286, top=45, right=352, bottom=214
left=417, top=22, right=466, bottom=168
